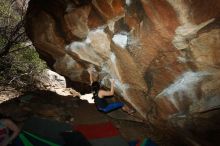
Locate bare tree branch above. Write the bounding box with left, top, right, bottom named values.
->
left=8, top=71, right=31, bottom=84
left=0, top=0, right=27, bottom=57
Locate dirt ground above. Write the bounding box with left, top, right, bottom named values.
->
left=0, top=91, right=185, bottom=146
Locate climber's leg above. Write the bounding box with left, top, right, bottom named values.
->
left=98, top=102, right=124, bottom=113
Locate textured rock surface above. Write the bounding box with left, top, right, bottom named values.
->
left=25, top=0, right=220, bottom=145
left=0, top=86, right=22, bottom=103
left=34, top=69, right=80, bottom=96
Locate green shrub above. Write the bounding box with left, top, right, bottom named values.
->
left=0, top=0, right=47, bottom=91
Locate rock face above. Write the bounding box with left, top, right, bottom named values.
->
left=34, top=69, right=80, bottom=96
left=0, top=86, right=22, bottom=103
left=25, top=0, right=220, bottom=145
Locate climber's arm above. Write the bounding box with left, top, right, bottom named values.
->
left=98, top=80, right=114, bottom=98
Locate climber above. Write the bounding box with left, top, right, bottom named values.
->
left=88, top=65, right=134, bottom=114
left=0, top=114, right=20, bottom=146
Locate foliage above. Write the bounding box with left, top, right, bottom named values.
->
left=0, top=0, right=27, bottom=56
left=0, top=45, right=47, bottom=91
left=0, top=0, right=47, bottom=91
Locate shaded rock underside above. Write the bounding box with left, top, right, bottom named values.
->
left=0, top=92, right=187, bottom=146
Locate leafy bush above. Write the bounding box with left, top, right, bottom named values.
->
left=0, top=46, right=47, bottom=91
left=0, top=0, right=47, bottom=91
